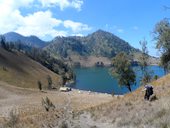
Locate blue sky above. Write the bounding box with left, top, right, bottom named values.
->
left=0, top=0, right=170, bottom=56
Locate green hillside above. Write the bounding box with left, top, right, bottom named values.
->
left=45, top=30, right=139, bottom=58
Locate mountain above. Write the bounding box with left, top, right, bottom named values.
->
left=82, top=29, right=140, bottom=57
left=0, top=47, right=62, bottom=89
left=3, top=32, right=47, bottom=48
left=46, top=30, right=139, bottom=57
left=44, top=30, right=141, bottom=67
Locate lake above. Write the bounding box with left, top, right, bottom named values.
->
left=72, top=66, right=165, bottom=95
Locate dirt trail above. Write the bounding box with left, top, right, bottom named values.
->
left=0, top=81, right=113, bottom=127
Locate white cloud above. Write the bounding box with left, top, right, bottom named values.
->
left=117, top=29, right=124, bottom=33
left=0, top=0, right=34, bottom=9
left=38, top=0, right=83, bottom=11
left=0, top=0, right=89, bottom=39
left=105, top=24, right=109, bottom=29
left=71, top=33, right=84, bottom=37
left=71, top=0, right=83, bottom=11
left=15, top=11, right=65, bottom=38
left=64, top=20, right=91, bottom=33
left=0, top=0, right=34, bottom=33
left=112, top=25, right=124, bottom=33
left=132, top=26, right=139, bottom=30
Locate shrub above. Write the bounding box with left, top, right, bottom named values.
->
left=154, top=75, right=159, bottom=80
left=59, top=121, right=68, bottom=128
left=37, top=80, right=42, bottom=91
left=47, top=75, right=52, bottom=90
left=125, top=101, right=132, bottom=106
left=2, top=66, right=7, bottom=71
left=141, top=72, right=152, bottom=85
left=5, top=109, right=19, bottom=127
left=42, top=96, right=55, bottom=111
left=111, top=91, right=114, bottom=97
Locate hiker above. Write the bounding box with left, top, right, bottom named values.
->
left=144, top=84, right=153, bottom=100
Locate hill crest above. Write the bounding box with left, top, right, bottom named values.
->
left=3, top=32, right=46, bottom=48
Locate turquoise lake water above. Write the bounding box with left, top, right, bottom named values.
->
left=73, top=66, right=165, bottom=94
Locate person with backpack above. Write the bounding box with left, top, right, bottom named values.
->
left=144, top=84, right=153, bottom=100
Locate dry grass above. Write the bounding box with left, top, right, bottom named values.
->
left=152, top=74, right=170, bottom=86
left=0, top=81, right=112, bottom=127
left=0, top=48, right=62, bottom=89
left=81, top=73, right=170, bottom=128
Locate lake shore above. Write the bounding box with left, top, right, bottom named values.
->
left=0, top=81, right=113, bottom=117
left=70, top=88, right=112, bottom=96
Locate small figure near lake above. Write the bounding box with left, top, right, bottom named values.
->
left=144, top=84, right=156, bottom=101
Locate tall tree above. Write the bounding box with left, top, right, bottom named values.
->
left=0, top=35, right=7, bottom=50
left=139, top=39, right=148, bottom=71
left=139, top=39, right=152, bottom=85
left=153, top=19, right=170, bottom=71
left=47, top=75, right=52, bottom=90
left=37, top=80, right=42, bottom=91
left=112, top=52, right=136, bottom=92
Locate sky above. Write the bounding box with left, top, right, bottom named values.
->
left=0, top=0, right=170, bottom=57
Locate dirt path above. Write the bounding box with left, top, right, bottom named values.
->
left=0, top=81, right=113, bottom=127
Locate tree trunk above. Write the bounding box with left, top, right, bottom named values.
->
left=127, top=83, right=132, bottom=92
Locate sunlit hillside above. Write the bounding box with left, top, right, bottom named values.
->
left=0, top=48, right=62, bottom=89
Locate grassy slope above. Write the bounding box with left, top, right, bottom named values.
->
left=0, top=48, right=61, bottom=89
left=83, top=73, right=170, bottom=128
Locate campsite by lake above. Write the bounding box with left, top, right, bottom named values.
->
left=72, top=66, right=165, bottom=95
